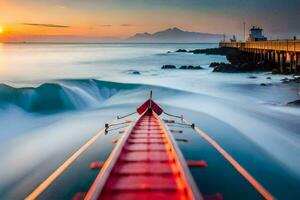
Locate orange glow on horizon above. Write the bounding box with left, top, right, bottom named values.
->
left=0, top=23, right=144, bottom=42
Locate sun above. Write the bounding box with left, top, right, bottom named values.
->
left=0, top=27, right=3, bottom=33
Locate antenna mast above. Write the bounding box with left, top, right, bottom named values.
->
left=243, top=22, right=246, bottom=42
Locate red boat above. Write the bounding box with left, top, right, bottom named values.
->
left=26, top=93, right=274, bottom=200
left=84, top=98, right=202, bottom=200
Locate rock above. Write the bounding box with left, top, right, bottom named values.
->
left=248, top=76, right=257, bottom=79
left=194, top=66, right=203, bottom=70
left=283, top=77, right=300, bottom=83
left=260, top=83, right=272, bottom=86
left=212, top=62, right=260, bottom=73
left=179, top=65, right=203, bottom=70
left=132, top=71, right=141, bottom=75
left=189, top=47, right=233, bottom=56
left=292, top=77, right=300, bottom=83
left=272, top=69, right=281, bottom=74
left=266, top=77, right=272, bottom=80
left=176, top=49, right=187, bottom=53
left=162, top=65, right=176, bottom=69
left=212, top=63, right=240, bottom=73
left=209, top=62, right=220, bottom=68
left=162, top=64, right=203, bottom=70
left=281, top=78, right=290, bottom=83
left=239, top=62, right=255, bottom=71
left=287, top=99, right=300, bottom=106
left=127, top=70, right=141, bottom=75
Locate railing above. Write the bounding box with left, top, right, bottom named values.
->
left=220, top=40, right=300, bottom=52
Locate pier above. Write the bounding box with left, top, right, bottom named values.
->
left=219, top=40, right=300, bottom=73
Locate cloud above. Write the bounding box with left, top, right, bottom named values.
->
left=120, top=24, right=133, bottom=27
left=22, top=23, right=70, bottom=28
left=99, top=24, right=112, bottom=27
left=56, top=5, right=66, bottom=9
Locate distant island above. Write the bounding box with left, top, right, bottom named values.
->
left=4, top=27, right=223, bottom=43
left=127, top=27, right=223, bottom=43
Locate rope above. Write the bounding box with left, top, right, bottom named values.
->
left=109, top=121, right=131, bottom=127
left=183, top=117, right=274, bottom=200
left=163, top=111, right=183, bottom=120
left=167, top=124, right=191, bottom=129
left=117, top=111, right=137, bottom=120
left=105, top=119, right=134, bottom=134
left=163, top=113, right=194, bottom=128
left=174, top=122, right=194, bottom=127
left=106, top=125, right=129, bottom=132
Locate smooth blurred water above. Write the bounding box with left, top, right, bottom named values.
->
left=0, top=43, right=300, bottom=199
left=0, top=43, right=223, bottom=82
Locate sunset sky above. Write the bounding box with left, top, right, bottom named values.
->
left=0, top=0, right=299, bottom=42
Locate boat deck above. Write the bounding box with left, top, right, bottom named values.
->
left=86, top=111, right=200, bottom=200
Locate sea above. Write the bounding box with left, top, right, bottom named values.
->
left=0, top=43, right=299, bottom=199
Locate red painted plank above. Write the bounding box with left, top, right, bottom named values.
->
left=187, top=161, right=208, bottom=168
left=100, top=191, right=183, bottom=200
left=114, top=162, right=176, bottom=175
left=90, top=162, right=105, bottom=169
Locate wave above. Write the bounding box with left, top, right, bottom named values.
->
left=0, top=79, right=139, bottom=113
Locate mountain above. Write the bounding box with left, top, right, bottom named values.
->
left=127, top=27, right=223, bottom=43
left=5, top=27, right=222, bottom=43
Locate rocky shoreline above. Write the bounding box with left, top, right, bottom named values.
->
left=161, top=65, right=203, bottom=70
left=287, top=99, right=300, bottom=106
left=173, top=47, right=294, bottom=74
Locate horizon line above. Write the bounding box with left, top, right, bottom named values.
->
left=1, top=41, right=220, bottom=45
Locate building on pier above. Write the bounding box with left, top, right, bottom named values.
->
left=248, top=26, right=267, bottom=42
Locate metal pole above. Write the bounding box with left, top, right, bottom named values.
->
left=149, top=90, right=152, bottom=108
left=243, top=22, right=246, bottom=42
